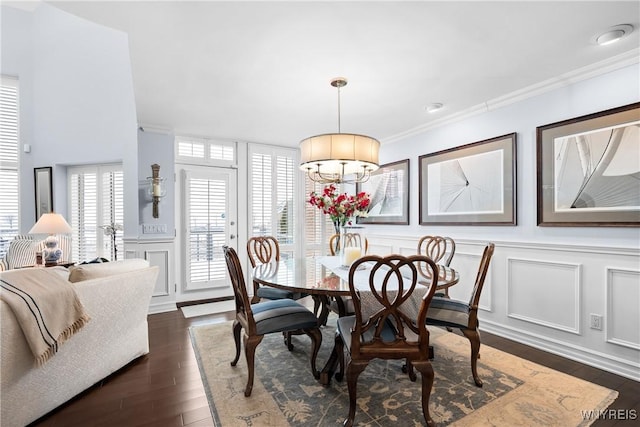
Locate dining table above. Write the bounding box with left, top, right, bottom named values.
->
left=252, top=255, right=459, bottom=385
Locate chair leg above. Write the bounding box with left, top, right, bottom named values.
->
left=312, top=295, right=322, bottom=318
left=304, top=328, right=323, bottom=379
left=334, top=332, right=345, bottom=382
left=461, top=327, right=483, bottom=387
left=230, top=320, right=242, bottom=366
left=413, top=360, right=436, bottom=427
left=318, top=295, right=331, bottom=326
left=343, top=360, right=367, bottom=427
left=284, top=331, right=294, bottom=351
left=243, top=334, right=264, bottom=397
left=402, top=358, right=417, bottom=382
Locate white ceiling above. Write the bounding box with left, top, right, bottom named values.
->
left=44, top=1, right=640, bottom=147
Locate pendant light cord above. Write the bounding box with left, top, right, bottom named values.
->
left=337, top=83, right=341, bottom=133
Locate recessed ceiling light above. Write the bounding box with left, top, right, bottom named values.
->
left=425, top=103, right=443, bottom=113
left=593, top=24, right=634, bottom=46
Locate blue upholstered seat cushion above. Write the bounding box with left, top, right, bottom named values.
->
left=426, top=297, right=470, bottom=329
left=256, top=285, right=304, bottom=301
left=336, top=315, right=398, bottom=353
left=251, top=298, right=319, bottom=335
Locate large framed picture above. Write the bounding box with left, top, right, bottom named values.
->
left=537, top=102, right=640, bottom=227
left=419, top=133, right=517, bottom=225
left=356, top=159, right=409, bottom=225
left=34, top=166, right=53, bottom=220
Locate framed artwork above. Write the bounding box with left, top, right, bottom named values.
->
left=357, top=159, right=409, bottom=225
left=419, top=133, right=517, bottom=225
left=34, top=166, right=53, bottom=220
left=537, top=102, right=640, bottom=227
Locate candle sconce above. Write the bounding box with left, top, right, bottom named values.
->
left=147, top=164, right=166, bottom=218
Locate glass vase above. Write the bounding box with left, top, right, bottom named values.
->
left=340, top=225, right=366, bottom=267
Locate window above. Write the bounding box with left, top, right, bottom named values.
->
left=176, top=136, right=234, bottom=165
left=68, top=164, right=123, bottom=262
left=248, top=145, right=297, bottom=258
left=0, top=76, right=19, bottom=257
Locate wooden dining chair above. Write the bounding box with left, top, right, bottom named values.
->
left=417, top=235, right=456, bottom=298
left=222, top=245, right=322, bottom=397
left=247, top=236, right=313, bottom=350
left=426, top=242, right=495, bottom=387
left=334, top=254, right=439, bottom=427
left=247, top=236, right=305, bottom=303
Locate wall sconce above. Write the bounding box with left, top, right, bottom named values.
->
left=147, top=164, right=166, bottom=218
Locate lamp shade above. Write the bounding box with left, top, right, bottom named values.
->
left=29, top=213, right=73, bottom=235
left=299, top=133, right=380, bottom=175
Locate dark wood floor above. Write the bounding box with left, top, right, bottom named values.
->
left=32, top=304, right=639, bottom=427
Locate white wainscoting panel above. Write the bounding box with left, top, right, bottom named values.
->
left=145, top=249, right=170, bottom=297
left=606, top=267, right=640, bottom=350
left=345, top=234, right=640, bottom=380
left=508, top=258, right=581, bottom=334
left=124, top=238, right=176, bottom=314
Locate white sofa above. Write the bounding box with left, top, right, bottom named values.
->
left=0, top=259, right=158, bottom=427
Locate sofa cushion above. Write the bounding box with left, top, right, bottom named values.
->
left=68, top=259, right=150, bottom=283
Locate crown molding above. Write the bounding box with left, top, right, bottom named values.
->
left=383, top=48, right=640, bottom=145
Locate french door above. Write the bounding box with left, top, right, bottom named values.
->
left=177, top=165, right=237, bottom=302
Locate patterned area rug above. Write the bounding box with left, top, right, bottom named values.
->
left=189, top=318, right=617, bottom=426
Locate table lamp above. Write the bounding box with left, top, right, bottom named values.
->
left=29, top=212, right=73, bottom=265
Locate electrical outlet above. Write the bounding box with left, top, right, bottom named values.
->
left=590, top=314, right=603, bottom=330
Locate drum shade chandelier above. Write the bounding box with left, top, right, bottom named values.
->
left=299, top=77, right=380, bottom=184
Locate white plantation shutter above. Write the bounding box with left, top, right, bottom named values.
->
left=248, top=145, right=297, bottom=259
left=251, top=153, right=272, bottom=236
left=276, top=155, right=294, bottom=247
left=185, top=174, right=228, bottom=285
left=0, top=77, right=19, bottom=257
left=304, top=177, right=334, bottom=257
left=69, top=165, right=123, bottom=262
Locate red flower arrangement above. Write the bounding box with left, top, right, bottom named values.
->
left=309, top=184, right=371, bottom=232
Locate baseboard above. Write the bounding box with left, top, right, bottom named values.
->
left=480, top=320, right=640, bottom=382
left=176, top=295, right=234, bottom=308
left=148, top=301, right=177, bottom=314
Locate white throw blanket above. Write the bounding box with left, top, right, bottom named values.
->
left=0, top=268, right=90, bottom=366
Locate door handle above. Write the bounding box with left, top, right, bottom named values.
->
left=230, top=234, right=236, bottom=240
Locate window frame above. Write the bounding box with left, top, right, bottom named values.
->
left=67, top=163, right=123, bottom=262
left=247, top=144, right=300, bottom=258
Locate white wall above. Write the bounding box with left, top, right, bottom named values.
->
left=137, top=129, right=176, bottom=239
left=1, top=4, right=139, bottom=236
left=366, top=63, right=640, bottom=380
